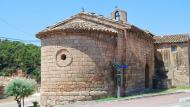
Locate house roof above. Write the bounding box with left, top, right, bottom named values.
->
left=36, top=11, right=155, bottom=39
left=38, top=19, right=118, bottom=35
left=154, top=34, right=189, bottom=44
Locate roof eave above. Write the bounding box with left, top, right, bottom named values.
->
left=36, top=28, right=118, bottom=39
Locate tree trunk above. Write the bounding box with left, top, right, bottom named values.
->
left=22, top=97, right=24, bottom=107
left=16, top=99, right=21, bottom=107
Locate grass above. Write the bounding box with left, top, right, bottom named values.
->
left=172, top=86, right=190, bottom=90
left=96, top=86, right=190, bottom=102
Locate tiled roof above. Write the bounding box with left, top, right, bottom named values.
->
left=36, top=11, right=155, bottom=39
left=154, top=34, right=189, bottom=44
left=47, top=11, right=127, bottom=29
left=40, top=19, right=118, bottom=34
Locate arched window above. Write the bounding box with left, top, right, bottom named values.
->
left=115, top=11, right=120, bottom=21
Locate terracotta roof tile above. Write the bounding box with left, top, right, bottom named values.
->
left=154, top=34, right=189, bottom=43
left=41, top=19, right=118, bottom=34
left=36, top=11, right=155, bottom=39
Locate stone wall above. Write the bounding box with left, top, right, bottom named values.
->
left=122, top=30, right=155, bottom=93
left=39, top=29, right=155, bottom=107
left=155, top=42, right=190, bottom=86
left=40, top=32, right=116, bottom=107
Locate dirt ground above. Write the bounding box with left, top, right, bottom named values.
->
left=0, top=95, right=14, bottom=104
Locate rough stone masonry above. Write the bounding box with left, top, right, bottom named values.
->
left=36, top=8, right=190, bottom=107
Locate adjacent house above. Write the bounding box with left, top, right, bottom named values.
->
left=154, top=34, right=190, bottom=86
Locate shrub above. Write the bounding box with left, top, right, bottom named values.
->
left=4, top=78, right=37, bottom=107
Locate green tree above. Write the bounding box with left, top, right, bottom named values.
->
left=0, top=40, right=40, bottom=82
left=4, top=78, right=37, bottom=107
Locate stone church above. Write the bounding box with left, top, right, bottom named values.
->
left=36, top=8, right=190, bottom=107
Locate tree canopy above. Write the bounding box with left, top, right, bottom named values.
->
left=0, top=40, right=40, bottom=81
left=4, top=78, right=37, bottom=107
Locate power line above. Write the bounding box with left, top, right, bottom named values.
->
left=0, top=17, right=40, bottom=45
left=0, top=17, right=31, bottom=36
left=0, top=32, right=40, bottom=43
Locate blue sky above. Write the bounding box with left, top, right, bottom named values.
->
left=0, top=0, right=189, bottom=45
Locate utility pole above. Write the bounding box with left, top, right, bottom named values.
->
left=116, top=71, right=121, bottom=98
left=112, top=63, right=121, bottom=98
left=112, top=63, right=128, bottom=98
